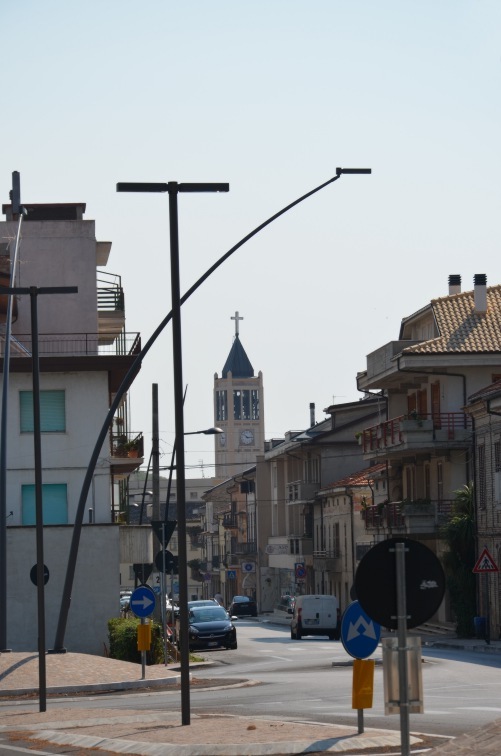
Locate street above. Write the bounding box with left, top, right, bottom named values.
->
left=3, top=618, right=500, bottom=748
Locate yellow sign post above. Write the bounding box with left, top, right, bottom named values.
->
left=352, top=658, right=375, bottom=733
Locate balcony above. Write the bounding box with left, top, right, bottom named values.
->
left=222, top=513, right=238, bottom=529
left=363, top=499, right=455, bottom=534
left=233, top=541, right=257, bottom=555
left=287, top=480, right=318, bottom=504
left=361, top=413, right=472, bottom=458
left=0, top=331, right=141, bottom=358
left=313, top=549, right=342, bottom=572
left=110, top=432, right=144, bottom=477
left=97, top=272, right=125, bottom=343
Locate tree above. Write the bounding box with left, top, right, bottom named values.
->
left=441, top=483, right=476, bottom=637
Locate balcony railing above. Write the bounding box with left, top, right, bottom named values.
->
left=0, top=332, right=141, bottom=358
left=363, top=499, right=455, bottom=532
left=313, top=549, right=342, bottom=572
left=362, top=413, right=472, bottom=453
left=222, top=513, right=238, bottom=529
left=111, top=432, right=144, bottom=459
left=233, top=541, right=257, bottom=555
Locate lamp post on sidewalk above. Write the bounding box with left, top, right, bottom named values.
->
left=117, top=181, right=229, bottom=726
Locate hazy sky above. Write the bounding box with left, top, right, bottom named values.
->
left=2, top=1, right=500, bottom=477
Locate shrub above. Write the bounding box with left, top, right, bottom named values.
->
left=108, top=617, right=164, bottom=664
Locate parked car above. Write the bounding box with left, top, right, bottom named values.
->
left=165, top=599, right=180, bottom=620
left=120, top=591, right=132, bottom=611
left=187, top=599, right=219, bottom=609
left=290, top=594, right=340, bottom=640
left=228, top=595, right=258, bottom=617
left=176, top=605, right=237, bottom=651
left=276, top=595, right=295, bottom=614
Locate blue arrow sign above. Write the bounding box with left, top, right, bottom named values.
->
left=340, top=600, right=381, bottom=659
left=130, top=585, right=156, bottom=618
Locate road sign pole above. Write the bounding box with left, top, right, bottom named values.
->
left=141, top=618, right=146, bottom=680
left=395, top=542, right=410, bottom=756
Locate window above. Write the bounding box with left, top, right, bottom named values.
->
left=478, top=445, right=486, bottom=509
left=251, top=390, right=259, bottom=420
left=20, top=390, right=65, bottom=432
left=437, top=462, right=443, bottom=503
left=216, top=390, right=227, bottom=421
left=21, top=483, right=68, bottom=525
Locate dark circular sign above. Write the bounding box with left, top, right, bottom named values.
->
left=30, top=564, right=49, bottom=586
left=155, top=549, right=175, bottom=573
left=354, top=538, right=445, bottom=630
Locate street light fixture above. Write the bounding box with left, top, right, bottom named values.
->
left=117, top=180, right=229, bottom=726
left=54, top=168, right=370, bottom=720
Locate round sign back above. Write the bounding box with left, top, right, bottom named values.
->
left=354, top=538, right=445, bottom=630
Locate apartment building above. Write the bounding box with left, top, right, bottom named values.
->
left=1, top=200, right=143, bottom=652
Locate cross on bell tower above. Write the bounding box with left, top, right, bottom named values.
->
left=231, top=311, right=244, bottom=337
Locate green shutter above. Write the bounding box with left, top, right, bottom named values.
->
left=20, top=390, right=65, bottom=432
left=21, top=483, right=68, bottom=525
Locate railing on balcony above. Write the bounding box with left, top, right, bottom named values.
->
left=97, top=273, right=125, bottom=312
left=363, top=498, right=456, bottom=531
left=222, top=513, right=238, bottom=529
left=233, top=541, right=257, bottom=555
left=0, top=332, right=141, bottom=358
left=313, top=549, right=342, bottom=572
left=111, top=432, right=144, bottom=458
left=362, top=413, right=472, bottom=453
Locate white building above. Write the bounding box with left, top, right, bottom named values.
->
left=1, top=200, right=143, bottom=652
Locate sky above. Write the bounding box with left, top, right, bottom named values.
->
left=1, top=1, right=501, bottom=478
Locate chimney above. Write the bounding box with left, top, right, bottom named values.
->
left=448, top=274, right=461, bottom=295
left=309, top=402, right=315, bottom=428
left=474, top=274, right=487, bottom=314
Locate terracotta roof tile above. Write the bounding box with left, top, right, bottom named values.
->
left=403, top=285, right=501, bottom=354
left=320, top=463, right=386, bottom=492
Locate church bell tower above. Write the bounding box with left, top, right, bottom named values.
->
left=214, top=312, right=264, bottom=478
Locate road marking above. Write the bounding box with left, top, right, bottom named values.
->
left=269, top=655, right=290, bottom=661
left=456, top=706, right=501, bottom=712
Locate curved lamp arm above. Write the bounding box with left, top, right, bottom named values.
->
left=53, top=168, right=370, bottom=650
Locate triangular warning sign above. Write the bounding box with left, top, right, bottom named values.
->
left=473, top=547, right=499, bottom=573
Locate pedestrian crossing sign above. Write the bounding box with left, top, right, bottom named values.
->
left=473, top=547, right=499, bottom=574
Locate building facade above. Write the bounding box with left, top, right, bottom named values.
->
left=1, top=200, right=143, bottom=652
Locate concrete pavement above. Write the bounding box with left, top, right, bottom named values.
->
left=0, top=614, right=500, bottom=755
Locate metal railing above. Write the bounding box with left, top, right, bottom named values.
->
left=362, top=412, right=472, bottom=452
left=111, top=432, right=144, bottom=458
left=0, top=332, right=141, bottom=357
left=363, top=498, right=456, bottom=530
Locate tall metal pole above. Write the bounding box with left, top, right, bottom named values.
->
left=0, top=284, right=77, bottom=708
left=395, top=541, right=410, bottom=756
left=0, top=172, right=25, bottom=651
left=30, top=288, right=47, bottom=713
left=167, top=183, right=190, bottom=725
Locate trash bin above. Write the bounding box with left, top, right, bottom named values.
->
left=474, top=616, right=486, bottom=639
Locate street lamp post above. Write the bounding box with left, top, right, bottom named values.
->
left=117, top=181, right=229, bottom=726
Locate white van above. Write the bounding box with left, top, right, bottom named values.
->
left=290, top=594, right=340, bottom=640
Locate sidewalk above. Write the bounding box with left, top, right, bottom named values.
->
left=0, top=618, right=500, bottom=755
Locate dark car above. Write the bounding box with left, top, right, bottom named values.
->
left=228, top=595, right=258, bottom=617
left=177, top=605, right=237, bottom=651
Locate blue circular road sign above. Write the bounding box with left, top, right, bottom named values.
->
left=130, top=585, right=156, bottom=618
left=340, top=600, right=381, bottom=659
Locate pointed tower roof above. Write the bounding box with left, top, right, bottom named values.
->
left=222, top=335, right=254, bottom=378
